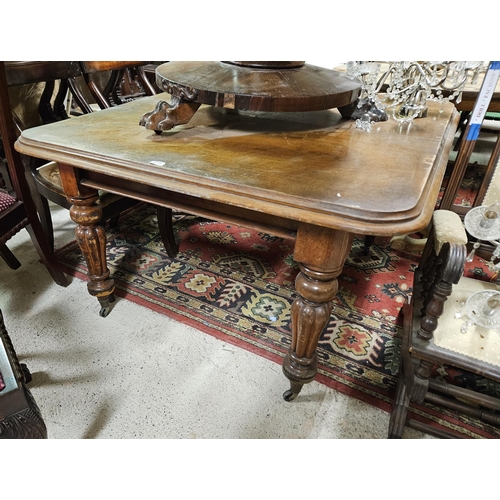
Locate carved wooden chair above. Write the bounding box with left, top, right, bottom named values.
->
left=0, top=308, right=47, bottom=438
left=67, top=61, right=178, bottom=257
left=0, top=61, right=67, bottom=285
left=68, top=61, right=157, bottom=112
left=2, top=61, right=143, bottom=252
left=388, top=208, right=500, bottom=438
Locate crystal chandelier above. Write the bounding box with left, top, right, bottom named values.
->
left=347, top=61, right=487, bottom=129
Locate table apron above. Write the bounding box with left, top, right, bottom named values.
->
left=77, top=168, right=435, bottom=238
left=81, top=171, right=299, bottom=240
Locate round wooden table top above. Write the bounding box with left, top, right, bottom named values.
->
left=154, top=61, right=361, bottom=112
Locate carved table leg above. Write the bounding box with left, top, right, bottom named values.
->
left=282, top=224, right=354, bottom=401
left=71, top=196, right=115, bottom=316
left=59, top=164, right=115, bottom=317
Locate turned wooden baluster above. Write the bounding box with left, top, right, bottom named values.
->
left=418, top=277, right=453, bottom=342
left=418, top=242, right=466, bottom=342
left=413, top=251, right=454, bottom=401
left=282, top=224, right=353, bottom=401
left=412, top=360, right=435, bottom=403
left=58, top=163, right=115, bottom=317
left=412, top=241, right=467, bottom=401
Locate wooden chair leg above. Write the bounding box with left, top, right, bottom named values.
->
left=363, top=235, right=375, bottom=255
left=0, top=244, right=22, bottom=269
left=106, top=214, right=120, bottom=229
left=23, top=159, right=56, bottom=251
left=157, top=207, right=179, bottom=258
left=388, top=366, right=411, bottom=438
left=27, top=188, right=55, bottom=251
left=24, top=223, right=68, bottom=286
left=389, top=298, right=414, bottom=439
left=38, top=195, right=55, bottom=251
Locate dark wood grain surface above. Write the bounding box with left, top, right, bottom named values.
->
left=17, top=94, right=459, bottom=236
left=154, top=61, right=361, bottom=112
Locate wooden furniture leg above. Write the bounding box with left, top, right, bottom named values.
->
left=157, top=206, right=179, bottom=258
left=0, top=309, right=47, bottom=439
left=0, top=244, right=22, bottom=269
left=282, top=224, right=354, bottom=400
left=388, top=298, right=426, bottom=439
left=58, top=164, right=115, bottom=317
left=388, top=363, right=411, bottom=439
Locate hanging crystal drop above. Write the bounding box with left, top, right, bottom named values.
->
left=460, top=320, right=473, bottom=334
left=466, top=241, right=480, bottom=262
left=355, top=113, right=372, bottom=132
left=454, top=301, right=466, bottom=319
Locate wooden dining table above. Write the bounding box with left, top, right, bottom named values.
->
left=16, top=94, right=459, bottom=400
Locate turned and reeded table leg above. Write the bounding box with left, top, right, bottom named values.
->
left=59, top=164, right=115, bottom=317
left=59, top=162, right=354, bottom=395
left=282, top=224, right=354, bottom=400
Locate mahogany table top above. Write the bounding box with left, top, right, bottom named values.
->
left=16, top=94, right=459, bottom=236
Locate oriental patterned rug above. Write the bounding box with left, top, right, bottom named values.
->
left=56, top=202, right=500, bottom=439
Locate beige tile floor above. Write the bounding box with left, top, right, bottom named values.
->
left=0, top=203, right=431, bottom=439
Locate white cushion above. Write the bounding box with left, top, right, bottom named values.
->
left=433, top=209, right=468, bottom=254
